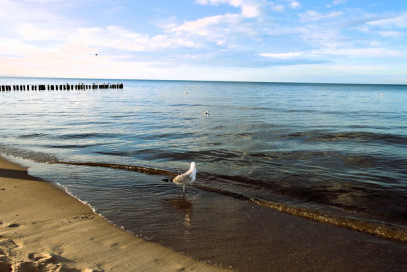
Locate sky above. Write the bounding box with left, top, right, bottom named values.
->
left=0, top=0, right=406, bottom=84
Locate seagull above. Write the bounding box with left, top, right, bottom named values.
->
left=170, top=162, right=197, bottom=197
left=203, top=110, right=209, bottom=116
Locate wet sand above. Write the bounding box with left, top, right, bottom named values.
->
left=0, top=156, right=229, bottom=272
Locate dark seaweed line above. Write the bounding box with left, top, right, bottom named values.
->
left=48, top=160, right=407, bottom=243
left=251, top=199, right=407, bottom=243
left=192, top=184, right=407, bottom=243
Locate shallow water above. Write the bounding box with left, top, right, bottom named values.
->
left=1, top=77, right=407, bottom=270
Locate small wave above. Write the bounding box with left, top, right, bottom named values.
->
left=287, top=130, right=407, bottom=146
left=54, top=182, right=99, bottom=215
left=48, top=144, right=101, bottom=149
left=139, top=132, right=195, bottom=141
left=59, top=132, right=123, bottom=140
left=59, top=133, right=101, bottom=139
left=285, top=109, right=318, bottom=114
left=48, top=160, right=407, bottom=243
left=17, top=133, right=49, bottom=139
left=0, top=145, right=57, bottom=163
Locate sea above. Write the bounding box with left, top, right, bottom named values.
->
left=1, top=77, right=407, bottom=271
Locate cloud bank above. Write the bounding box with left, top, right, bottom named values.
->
left=0, top=0, right=406, bottom=83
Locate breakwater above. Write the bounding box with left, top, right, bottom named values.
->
left=0, top=83, right=123, bottom=91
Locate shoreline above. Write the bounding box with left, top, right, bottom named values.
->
left=2, top=156, right=407, bottom=271
left=0, top=155, right=229, bottom=271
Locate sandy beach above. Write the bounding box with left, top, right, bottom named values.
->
left=0, top=156, right=229, bottom=272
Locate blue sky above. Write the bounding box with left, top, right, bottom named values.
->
left=0, top=0, right=406, bottom=83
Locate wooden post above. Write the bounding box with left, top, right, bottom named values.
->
left=1, top=82, right=123, bottom=92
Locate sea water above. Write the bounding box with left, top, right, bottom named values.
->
left=1, top=77, right=407, bottom=271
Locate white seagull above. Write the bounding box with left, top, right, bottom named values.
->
left=172, top=162, right=197, bottom=196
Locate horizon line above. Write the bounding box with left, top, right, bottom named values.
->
left=1, top=75, right=406, bottom=87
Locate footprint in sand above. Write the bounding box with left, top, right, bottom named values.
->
left=0, top=223, right=95, bottom=272
left=0, top=239, right=18, bottom=250
left=27, top=252, right=97, bottom=272
left=0, top=249, right=12, bottom=272
left=72, top=215, right=94, bottom=220
left=62, top=215, right=94, bottom=225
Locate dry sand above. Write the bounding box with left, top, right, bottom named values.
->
left=0, top=156, right=229, bottom=272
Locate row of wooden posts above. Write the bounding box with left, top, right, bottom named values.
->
left=0, top=83, right=124, bottom=92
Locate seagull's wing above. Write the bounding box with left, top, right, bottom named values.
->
left=173, top=172, right=187, bottom=183
left=173, top=162, right=196, bottom=183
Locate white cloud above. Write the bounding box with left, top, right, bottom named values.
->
left=17, top=24, right=67, bottom=41
left=166, top=12, right=263, bottom=49
left=312, top=47, right=402, bottom=58
left=0, top=37, right=39, bottom=57
left=0, top=0, right=69, bottom=20
left=377, top=31, right=404, bottom=38
left=289, top=1, right=301, bottom=9
left=71, top=26, right=199, bottom=52
left=170, top=14, right=239, bottom=36
left=272, top=5, right=285, bottom=12
left=259, top=52, right=303, bottom=59
left=326, top=0, right=347, bottom=7
left=297, top=25, right=343, bottom=49
left=333, top=0, right=347, bottom=5
left=195, top=0, right=262, bottom=18
left=106, top=6, right=125, bottom=14
left=367, top=12, right=407, bottom=29
left=358, top=12, right=407, bottom=39
left=299, top=10, right=343, bottom=22
left=259, top=47, right=402, bottom=60
left=23, top=0, right=63, bottom=2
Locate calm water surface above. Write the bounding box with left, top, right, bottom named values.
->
left=1, top=77, right=407, bottom=271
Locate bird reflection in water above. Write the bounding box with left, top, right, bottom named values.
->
left=166, top=197, right=193, bottom=230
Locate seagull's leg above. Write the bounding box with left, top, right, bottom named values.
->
left=183, top=184, right=186, bottom=197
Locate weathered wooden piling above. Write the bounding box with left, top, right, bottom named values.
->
left=1, top=85, right=13, bottom=91
left=1, top=83, right=123, bottom=92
